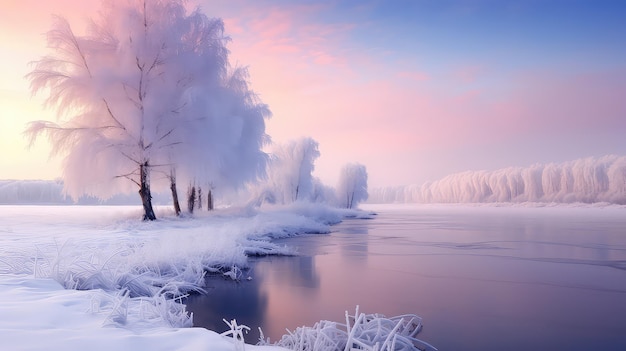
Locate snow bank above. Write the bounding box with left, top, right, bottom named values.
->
left=0, top=275, right=283, bottom=351
left=0, top=205, right=345, bottom=301
left=369, top=155, right=626, bottom=204
left=0, top=204, right=375, bottom=350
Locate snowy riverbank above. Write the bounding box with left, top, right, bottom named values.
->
left=0, top=274, right=286, bottom=351
left=0, top=204, right=370, bottom=351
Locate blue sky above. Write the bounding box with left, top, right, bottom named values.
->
left=1, top=0, right=625, bottom=187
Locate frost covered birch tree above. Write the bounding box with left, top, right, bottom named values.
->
left=336, top=163, right=368, bottom=208
left=26, top=0, right=269, bottom=220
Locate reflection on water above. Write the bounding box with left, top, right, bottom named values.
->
left=185, top=272, right=268, bottom=335
left=186, top=205, right=626, bottom=350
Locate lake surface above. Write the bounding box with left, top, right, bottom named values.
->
left=186, top=204, right=626, bottom=350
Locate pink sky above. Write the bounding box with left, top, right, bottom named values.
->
left=1, top=0, right=625, bottom=188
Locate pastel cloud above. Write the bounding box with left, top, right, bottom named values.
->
left=218, top=3, right=356, bottom=71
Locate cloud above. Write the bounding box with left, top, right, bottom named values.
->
left=220, top=3, right=355, bottom=70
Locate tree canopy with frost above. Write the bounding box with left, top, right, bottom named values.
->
left=336, top=163, right=368, bottom=209
left=257, top=137, right=320, bottom=205
left=26, top=0, right=269, bottom=220
left=175, top=66, right=270, bottom=210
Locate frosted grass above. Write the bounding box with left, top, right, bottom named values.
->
left=263, top=307, right=437, bottom=351
left=0, top=204, right=350, bottom=328
left=0, top=204, right=435, bottom=351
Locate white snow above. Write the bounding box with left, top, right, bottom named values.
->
left=0, top=274, right=269, bottom=351
left=0, top=204, right=365, bottom=351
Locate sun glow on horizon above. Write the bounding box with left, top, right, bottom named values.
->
left=0, top=91, right=61, bottom=180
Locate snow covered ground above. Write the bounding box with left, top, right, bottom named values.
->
left=0, top=274, right=277, bottom=351
left=0, top=204, right=367, bottom=351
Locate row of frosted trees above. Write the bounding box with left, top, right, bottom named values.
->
left=369, top=155, right=626, bottom=204
left=254, top=137, right=368, bottom=209
left=27, top=0, right=368, bottom=218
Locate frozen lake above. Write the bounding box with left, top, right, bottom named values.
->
left=188, top=204, right=626, bottom=350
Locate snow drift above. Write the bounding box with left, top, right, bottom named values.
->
left=369, top=155, right=626, bottom=204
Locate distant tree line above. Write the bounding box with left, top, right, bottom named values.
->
left=368, top=155, right=626, bottom=204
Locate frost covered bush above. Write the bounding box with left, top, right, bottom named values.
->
left=336, top=163, right=369, bottom=209
left=254, top=138, right=321, bottom=205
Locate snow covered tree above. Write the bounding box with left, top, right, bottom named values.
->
left=337, top=163, right=368, bottom=209
left=174, top=66, right=270, bottom=202
left=311, top=178, right=337, bottom=204
left=26, top=0, right=269, bottom=220
left=260, top=138, right=320, bottom=204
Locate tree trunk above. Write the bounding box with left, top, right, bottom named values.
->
left=170, top=169, right=181, bottom=216
left=139, top=161, right=157, bottom=221
left=198, top=187, right=202, bottom=210
left=187, top=183, right=196, bottom=213
left=207, top=189, right=213, bottom=211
